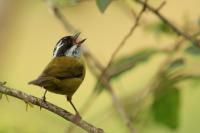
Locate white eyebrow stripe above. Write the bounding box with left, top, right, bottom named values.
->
left=53, top=41, right=64, bottom=57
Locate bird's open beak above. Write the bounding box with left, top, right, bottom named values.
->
left=73, top=32, right=86, bottom=46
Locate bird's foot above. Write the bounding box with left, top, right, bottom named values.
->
left=41, top=95, right=46, bottom=102
left=73, top=113, right=82, bottom=122
left=40, top=96, right=46, bottom=111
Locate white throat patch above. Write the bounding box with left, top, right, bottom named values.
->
left=65, top=45, right=77, bottom=56
left=65, top=45, right=81, bottom=57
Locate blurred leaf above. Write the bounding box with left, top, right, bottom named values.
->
left=185, top=43, right=200, bottom=55
left=167, top=58, right=185, bottom=70
left=93, top=80, right=106, bottom=94
left=145, top=21, right=176, bottom=36
left=96, top=0, right=112, bottom=13
left=108, top=48, right=157, bottom=78
left=93, top=48, right=157, bottom=93
left=171, top=74, right=200, bottom=84
left=152, top=72, right=180, bottom=129
left=152, top=86, right=180, bottom=129
left=112, top=49, right=157, bottom=66
left=0, top=93, right=2, bottom=100
left=94, top=48, right=158, bottom=93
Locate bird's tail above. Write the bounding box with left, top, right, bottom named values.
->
left=28, top=76, right=50, bottom=87
left=28, top=79, right=39, bottom=85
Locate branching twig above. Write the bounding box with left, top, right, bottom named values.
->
left=156, top=1, right=166, bottom=12
left=0, top=83, right=104, bottom=133
left=87, top=1, right=148, bottom=133
left=93, top=3, right=148, bottom=132
left=134, top=0, right=200, bottom=46
left=98, top=0, right=147, bottom=80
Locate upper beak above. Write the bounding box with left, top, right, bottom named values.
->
left=73, top=32, right=86, bottom=45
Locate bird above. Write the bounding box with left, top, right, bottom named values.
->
left=28, top=33, right=86, bottom=118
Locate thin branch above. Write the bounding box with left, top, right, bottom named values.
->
left=87, top=2, right=148, bottom=133
left=83, top=49, right=104, bottom=73
left=44, top=0, right=78, bottom=33
left=156, top=1, right=166, bottom=12
left=99, top=0, right=147, bottom=79
left=93, top=2, right=148, bottom=132
left=0, top=83, right=104, bottom=133
left=100, top=80, right=136, bottom=133
left=134, top=0, right=200, bottom=46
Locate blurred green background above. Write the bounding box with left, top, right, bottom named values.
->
left=0, top=0, right=200, bottom=133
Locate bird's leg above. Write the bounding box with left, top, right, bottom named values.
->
left=66, top=96, right=81, bottom=120
left=40, top=90, right=47, bottom=111
left=42, top=90, right=48, bottom=102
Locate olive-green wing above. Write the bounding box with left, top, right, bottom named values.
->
left=42, top=56, right=85, bottom=79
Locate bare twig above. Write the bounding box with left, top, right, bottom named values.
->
left=91, top=2, right=148, bottom=133
left=134, top=0, right=200, bottom=46
left=83, top=49, right=104, bottom=73
left=44, top=0, right=78, bottom=33
left=101, top=80, right=136, bottom=133
left=0, top=83, right=104, bottom=133
left=94, top=2, right=148, bottom=132
left=156, top=1, right=166, bottom=12
left=99, top=0, right=147, bottom=79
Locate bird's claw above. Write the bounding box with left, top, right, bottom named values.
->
left=42, top=96, right=46, bottom=102
left=73, top=113, right=82, bottom=122
left=40, top=96, right=46, bottom=111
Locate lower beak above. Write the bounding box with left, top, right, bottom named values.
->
left=77, top=39, right=86, bottom=45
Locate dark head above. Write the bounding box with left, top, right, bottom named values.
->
left=53, top=33, right=86, bottom=58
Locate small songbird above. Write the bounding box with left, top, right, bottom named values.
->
left=28, top=33, right=86, bottom=118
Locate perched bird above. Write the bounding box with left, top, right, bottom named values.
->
left=29, top=33, right=86, bottom=118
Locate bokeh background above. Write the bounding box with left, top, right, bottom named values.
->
left=0, top=0, right=200, bottom=133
